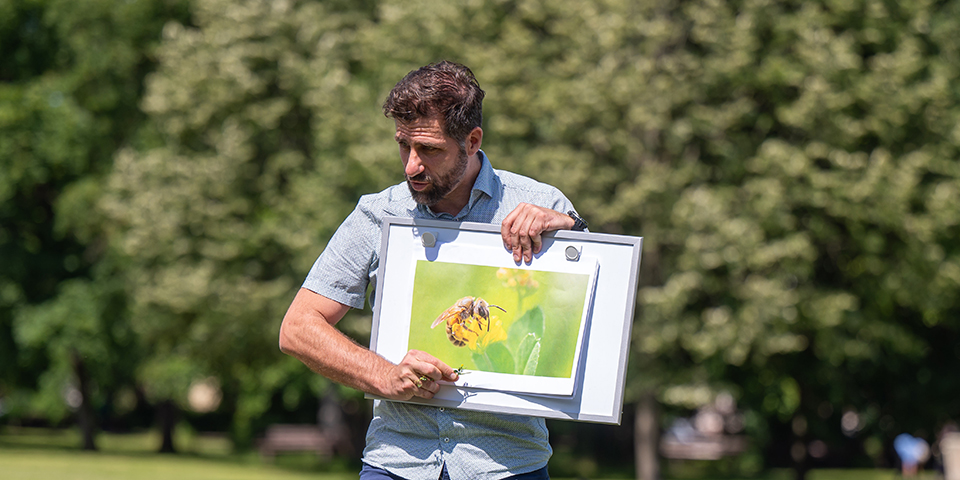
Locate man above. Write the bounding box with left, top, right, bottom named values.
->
left=279, top=61, right=587, bottom=480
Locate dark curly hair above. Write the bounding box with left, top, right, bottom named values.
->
left=383, top=60, right=485, bottom=145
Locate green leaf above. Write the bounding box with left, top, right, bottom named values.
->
left=515, top=333, right=539, bottom=374
left=472, top=352, right=494, bottom=372
left=522, top=341, right=541, bottom=376
left=484, top=342, right=515, bottom=374
left=507, top=306, right=544, bottom=353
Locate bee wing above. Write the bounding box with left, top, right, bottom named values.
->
left=431, top=306, right=458, bottom=328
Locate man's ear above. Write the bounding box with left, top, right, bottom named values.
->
left=466, top=127, right=483, bottom=156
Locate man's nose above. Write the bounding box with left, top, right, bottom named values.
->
left=405, top=150, right=424, bottom=177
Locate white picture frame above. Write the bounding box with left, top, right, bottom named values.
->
left=368, top=217, right=642, bottom=424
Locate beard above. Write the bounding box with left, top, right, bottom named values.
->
left=406, top=148, right=469, bottom=206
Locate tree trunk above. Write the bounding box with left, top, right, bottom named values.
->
left=157, top=399, right=178, bottom=453
left=794, top=456, right=809, bottom=480
left=793, top=439, right=810, bottom=480
left=635, top=392, right=660, bottom=480
left=70, top=349, right=98, bottom=451
left=319, top=384, right=355, bottom=456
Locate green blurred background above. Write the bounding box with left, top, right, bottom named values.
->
left=2, top=0, right=960, bottom=478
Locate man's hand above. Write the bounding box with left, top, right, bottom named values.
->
left=280, top=289, right=459, bottom=401
left=501, top=203, right=576, bottom=263
left=380, top=350, right=458, bottom=401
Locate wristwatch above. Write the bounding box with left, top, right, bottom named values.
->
left=566, top=210, right=588, bottom=232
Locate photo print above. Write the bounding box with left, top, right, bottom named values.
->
left=406, top=260, right=596, bottom=396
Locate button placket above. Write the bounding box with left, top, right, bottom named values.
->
left=437, top=406, right=455, bottom=453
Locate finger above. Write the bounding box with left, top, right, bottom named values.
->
left=512, top=240, right=524, bottom=263
left=420, top=360, right=457, bottom=383
left=412, top=354, right=453, bottom=383
left=416, top=373, right=438, bottom=394
left=418, top=384, right=436, bottom=399
left=409, top=373, right=439, bottom=398
left=436, top=362, right=456, bottom=381
left=518, top=232, right=533, bottom=263
left=515, top=214, right=539, bottom=263
left=398, top=355, right=429, bottom=394
left=420, top=379, right=440, bottom=396
left=530, top=231, right=543, bottom=256
left=510, top=222, right=524, bottom=262
left=505, top=204, right=537, bottom=251
left=424, top=358, right=455, bottom=381
left=524, top=215, right=547, bottom=261
left=501, top=208, right=520, bottom=251
left=510, top=215, right=531, bottom=263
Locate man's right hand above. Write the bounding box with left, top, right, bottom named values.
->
left=281, top=289, right=460, bottom=400
left=381, top=350, right=458, bottom=400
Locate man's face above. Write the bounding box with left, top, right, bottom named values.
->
left=395, top=116, right=468, bottom=207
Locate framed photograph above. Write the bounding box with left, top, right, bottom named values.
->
left=405, top=253, right=597, bottom=396
left=369, top=217, right=642, bottom=424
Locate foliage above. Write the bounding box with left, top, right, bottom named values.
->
left=97, top=0, right=383, bottom=444
left=0, top=0, right=189, bottom=435
left=4, top=0, right=960, bottom=470
left=10, top=275, right=132, bottom=422
left=513, top=0, right=960, bottom=467
left=603, top=0, right=960, bottom=454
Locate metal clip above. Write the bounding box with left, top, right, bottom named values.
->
left=421, top=231, right=437, bottom=248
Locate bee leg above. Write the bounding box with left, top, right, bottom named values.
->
left=461, top=321, right=480, bottom=335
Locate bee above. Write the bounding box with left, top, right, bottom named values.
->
left=431, top=296, right=505, bottom=347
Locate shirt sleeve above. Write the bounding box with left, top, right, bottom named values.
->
left=301, top=202, right=379, bottom=310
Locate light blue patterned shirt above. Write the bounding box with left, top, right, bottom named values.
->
left=302, top=151, right=577, bottom=480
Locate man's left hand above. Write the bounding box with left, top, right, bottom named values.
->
left=501, top=203, right=576, bottom=263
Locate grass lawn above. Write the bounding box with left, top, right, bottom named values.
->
left=0, top=427, right=938, bottom=480
left=0, top=448, right=356, bottom=480
left=0, top=427, right=356, bottom=480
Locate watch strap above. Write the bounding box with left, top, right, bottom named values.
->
left=566, top=210, right=588, bottom=231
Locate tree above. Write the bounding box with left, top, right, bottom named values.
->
left=1, top=0, right=189, bottom=448
left=13, top=274, right=133, bottom=450
left=565, top=0, right=960, bottom=476
left=99, top=0, right=389, bottom=449
left=334, top=0, right=960, bottom=475
left=93, top=0, right=960, bottom=474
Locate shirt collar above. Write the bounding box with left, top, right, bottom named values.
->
left=419, top=150, right=498, bottom=220
left=470, top=150, right=498, bottom=204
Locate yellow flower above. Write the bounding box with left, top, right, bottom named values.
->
left=497, top=268, right=539, bottom=290
left=471, top=315, right=507, bottom=351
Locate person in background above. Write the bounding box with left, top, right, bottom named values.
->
left=895, top=432, right=930, bottom=477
